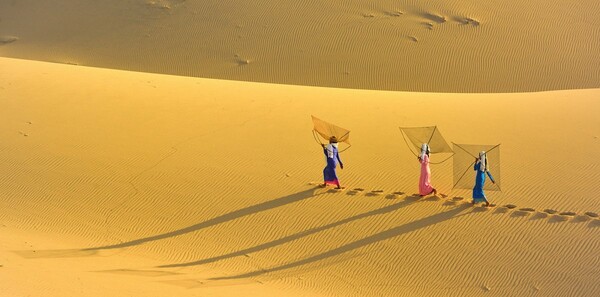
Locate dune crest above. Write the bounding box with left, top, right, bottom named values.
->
left=0, top=0, right=599, bottom=92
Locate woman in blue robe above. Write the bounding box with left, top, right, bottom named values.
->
left=322, top=136, right=344, bottom=189
left=473, top=151, right=495, bottom=206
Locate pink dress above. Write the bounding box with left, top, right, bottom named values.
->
left=419, top=154, right=434, bottom=196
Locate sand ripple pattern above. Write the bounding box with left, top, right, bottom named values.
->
left=2, top=58, right=600, bottom=296
left=0, top=0, right=599, bottom=92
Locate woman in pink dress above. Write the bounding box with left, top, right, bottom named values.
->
left=418, top=143, right=437, bottom=197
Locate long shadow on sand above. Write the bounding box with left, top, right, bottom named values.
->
left=83, top=187, right=320, bottom=251
left=159, top=195, right=422, bottom=268
left=15, top=188, right=320, bottom=258
left=208, top=203, right=472, bottom=281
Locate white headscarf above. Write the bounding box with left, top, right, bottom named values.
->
left=326, top=143, right=338, bottom=159
left=420, top=143, right=429, bottom=159
left=479, top=151, right=487, bottom=171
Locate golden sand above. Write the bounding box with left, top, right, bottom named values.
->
left=1, top=57, right=599, bottom=296
left=1, top=0, right=599, bottom=92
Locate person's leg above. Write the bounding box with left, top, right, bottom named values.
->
left=483, top=196, right=490, bottom=207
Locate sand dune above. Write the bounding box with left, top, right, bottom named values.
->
left=1, top=0, right=599, bottom=92
left=1, top=57, right=599, bottom=296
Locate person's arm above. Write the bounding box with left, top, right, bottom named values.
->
left=486, top=171, right=496, bottom=183
left=336, top=152, right=344, bottom=169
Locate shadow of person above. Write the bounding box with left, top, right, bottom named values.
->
left=159, top=196, right=421, bottom=268
left=14, top=187, right=320, bottom=258
left=208, top=203, right=472, bottom=281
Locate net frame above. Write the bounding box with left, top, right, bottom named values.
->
left=399, top=126, right=453, bottom=155
left=452, top=142, right=501, bottom=191
left=311, top=115, right=351, bottom=151
left=399, top=126, right=454, bottom=164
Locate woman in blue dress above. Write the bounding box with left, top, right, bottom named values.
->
left=473, top=151, right=496, bottom=206
left=321, top=136, right=344, bottom=189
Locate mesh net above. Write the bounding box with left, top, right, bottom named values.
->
left=399, top=126, right=453, bottom=154
left=312, top=115, right=350, bottom=144
left=452, top=143, right=501, bottom=191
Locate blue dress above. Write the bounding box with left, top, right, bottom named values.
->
left=323, top=145, right=343, bottom=186
left=473, top=161, right=494, bottom=202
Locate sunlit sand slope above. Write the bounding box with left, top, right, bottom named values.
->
left=1, top=58, right=599, bottom=296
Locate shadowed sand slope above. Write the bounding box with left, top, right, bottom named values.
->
left=0, top=0, right=599, bottom=92
left=1, top=58, right=600, bottom=296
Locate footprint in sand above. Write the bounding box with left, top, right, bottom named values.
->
left=455, top=17, right=481, bottom=27
left=559, top=211, right=577, bottom=217
left=519, top=208, right=536, bottom=212
left=422, top=12, right=447, bottom=24
left=585, top=212, right=599, bottom=218
left=549, top=215, right=569, bottom=223
left=452, top=197, right=464, bottom=201
left=385, top=191, right=404, bottom=199
left=145, top=0, right=185, bottom=10
left=544, top=209, right=558, bottom=214
left=0, top=36, right=18, bottom=45
left=473, top=206, right=490, bottom=212
left=353, top=188, right=365, bottom=192
left=422, top=22, right=434, bottom=30
left=472, top=204, right=496, bottom=211
left=236, top=58, right=251, bottom=66
left=504, top=204, right=517, bottom=209
left=511, top=210, right=530, bottom=217
left=408, top=36, right=419, bottom=42
left=366, top=190, right=385, bottom=197
left=530, top=212, right=548, bottom=220
left=493, top=207, right=508, bottom=214
left=384, top=10, right=403, bottom=17
left=327, top=188, right=344, bottom=193
left=571, top=215, right=590, bottom=223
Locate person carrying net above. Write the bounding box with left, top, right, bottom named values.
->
left=472, top=151, right=496, bottom=207
left=321, top=136, right=344, bottom=189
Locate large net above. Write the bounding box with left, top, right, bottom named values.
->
left=452, top=143, right=501, bottom=191
left=399, top=126, right=453, bottom=155
left=312, top=115, right=351, bottom=144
